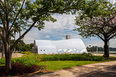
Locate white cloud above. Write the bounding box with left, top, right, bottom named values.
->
left=23, top=28, right=41, bottom=43
left=40, top=14, right=77, bottom=33
left=109, top=39, right=116, bottom=47
left=23, top=13, right=79, bottom=44
left=45, top=36, right=50, bottom=38
left=62, top=38, right=65, bottom=40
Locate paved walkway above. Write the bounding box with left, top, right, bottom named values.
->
left=94, top=54, right=116, bottom=57
left=0, top=53, right=23, bottom=58
left=31, top=61, right=116, bottom=77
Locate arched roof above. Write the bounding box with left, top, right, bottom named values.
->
left=34, top=39, right=87, bottom=54
left=52, top=39, right=86, bottom=50
left=35, top=40, right=53, bottom=46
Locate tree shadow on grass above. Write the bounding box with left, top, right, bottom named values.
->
left=78, top=65, right=116, bottom=77
left=30, top=71, right=60, bottom=77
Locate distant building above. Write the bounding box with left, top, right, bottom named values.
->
left=32, top=35, right=87, bottom=54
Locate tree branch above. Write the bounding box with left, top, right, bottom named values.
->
left=107, top=27, right=116, bottom=37
left=10, top=21, right=36, bottom=52
left=9, top=0, right=25, bottom=31
left=108, top=33, right=116, bottom=40
left=49, top=0, right=82, bottom=14
left=9, top=0, right=17, bottom=11
left=106, top=16, right=115, bottom=28
left=92, top=31, right=104, bottom=41
left=0, top=31, right=6, bottom=44
left=0, top=0, right=7, bottom=14
left=96, top=34, right=105, bottom=41
left=49, top=7, right=71, bottom=13
left=0, top=9, right=5, bottom=26
left=5, top=1, right=9, bottom=30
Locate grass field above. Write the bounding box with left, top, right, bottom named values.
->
left=37, top=61, right=99, bottom=71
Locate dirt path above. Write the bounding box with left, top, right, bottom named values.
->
left=0, top=53, right=23, bottom=58
left=31, top=61, right=116, bottom=77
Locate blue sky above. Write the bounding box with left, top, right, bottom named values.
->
left=21, top=14, right=116, bottom=47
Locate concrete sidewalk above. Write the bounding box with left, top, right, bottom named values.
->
left=30, top=61, right=116, bottom=77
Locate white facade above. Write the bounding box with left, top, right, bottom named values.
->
left=34, top=40, right=57, bottom=54
left=33, top=39, right=87, bottom=54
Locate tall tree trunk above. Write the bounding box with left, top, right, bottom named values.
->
left=1, top=29, right=5, bottom=58
left=1, top=44, right=5, bottom=58
left=14, top=33, right=16, bottom=52
left=103, top=40, right=109, bottom=57
left=5, top=50, right=12, bottom=73
left=4, top=36, right=12, bottom=73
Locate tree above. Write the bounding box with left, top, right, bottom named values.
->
left=74, top=0, right=116, bottom=57
left=30, top=43, right=34, bottom=49
left=10, top=40, right=25, bottom=51
left=0, top=37, right=3, bottom=57
left=0, top=0, right=85, bottom=72
left=0, top=36, right=5, bottom=58
left=21, top=44, right=31, bottom=51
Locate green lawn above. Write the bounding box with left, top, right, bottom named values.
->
left=37, top=61, right=99, bottom=71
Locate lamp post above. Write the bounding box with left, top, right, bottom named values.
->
left=96, top=46, right=98, bottom=54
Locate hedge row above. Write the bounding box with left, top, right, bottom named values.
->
left=0, top=53, right=105, bottom=66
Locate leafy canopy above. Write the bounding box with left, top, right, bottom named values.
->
left=0, top=0, right=85, bottom=33
left=74, top=0, right=116, bottom=41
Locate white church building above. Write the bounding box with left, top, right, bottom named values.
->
left=32, top=35, right=87, bottom=54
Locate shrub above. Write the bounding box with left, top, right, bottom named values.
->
left=12, top=53, right=40, bottom=66
left=20, top=51, right=32, bottom=54
left=11, top=63, right=40, bottom=75
left=40, top=53, right=105, bottom=61
left=0, top=58, right=5, bottom=65
left=0, top=63, right=41, bottom=76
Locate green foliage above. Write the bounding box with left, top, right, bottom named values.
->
left=39, top=53, right=104, bottom=61
left=12, top=53, right=40, bottom=66
left=87, top=46, right=104, bottom=52
left=0, top=58, right=5, bottom=65
left=15, top=40, right=25, bottom=51
left=10, top=53, right=105, bottom=67
left=10, top=40, right=25, bottom=51
left=10, top=40, right=34, bottom=51
left=21, top=44, right=31, bottom=51
left=30, top=43, right=34, bottom=49
left=20, top=51, right=32, bottom=54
